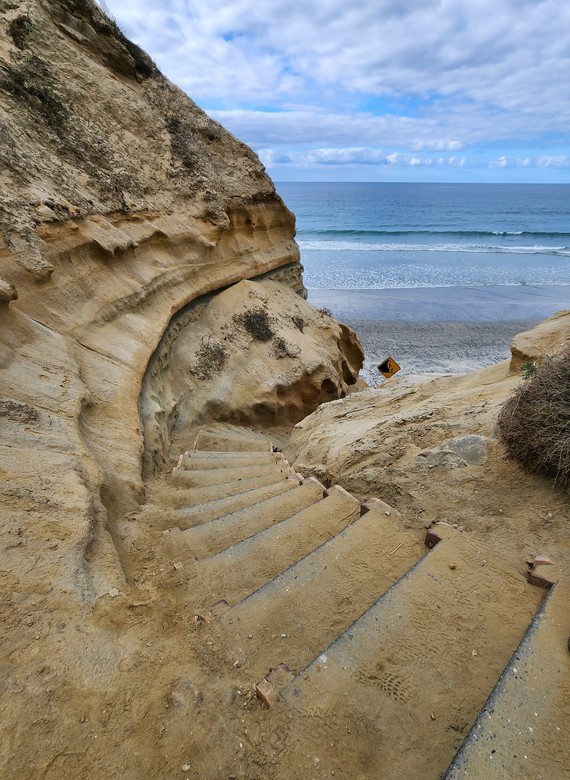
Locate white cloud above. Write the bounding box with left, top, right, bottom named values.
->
left=103, top=0, right=570, bottom=180
left=490, top=155, right=509, bottom=168
left=255, top=147, right=471, bottom=169
left=536, top=155, right=570, bottom=168
left=106, top=0, right=570, bottom=121
left=489, top=154, right=570, bottom=169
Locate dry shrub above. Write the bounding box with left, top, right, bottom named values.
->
left=497, top=348, right=570, bottom=486
left=233, top=308, right=274, bottom=342
left=191, top=341, right=226, bottom=381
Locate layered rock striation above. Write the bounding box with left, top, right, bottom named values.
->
left=0, top=2, right=366, bottom=773
left=0, top=0, right=356, bottom=609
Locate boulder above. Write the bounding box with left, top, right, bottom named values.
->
left=510, top=310, right=570, bottom=371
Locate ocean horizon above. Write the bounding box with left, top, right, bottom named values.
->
left=276, top=182, right=570, bottom=292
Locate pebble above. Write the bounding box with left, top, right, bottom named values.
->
left=449, top=563, right=457, bottom=570
left=108, top=588, right=119, bottom=598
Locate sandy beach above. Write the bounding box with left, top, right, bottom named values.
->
left=308, top=285, right=568, bottom=381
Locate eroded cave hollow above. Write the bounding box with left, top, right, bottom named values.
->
left=140, top=279, right=364, bottom=475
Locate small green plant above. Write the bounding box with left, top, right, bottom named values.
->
left=233, top=308, right=274, bottom=342
left=190, top=340, right=227, bottom=381
left=521, top=361, right=537, bottom=379
left=291, top=315, right=305, bottom=332
left=166, top=114, right=198, bottom=171
left=9, top=14, right=33, bottom=49
left=92, top=7, right=155, bottom=78
left=0, top=56, right=68, bottom=133
left=318, top=307, right=333, bottom=317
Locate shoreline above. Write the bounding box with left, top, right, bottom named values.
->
left=308, top=284, right=569, bottom=322
left=307, top=285, right=568, bottom=383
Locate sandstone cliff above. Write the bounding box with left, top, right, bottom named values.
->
left=0, top=3, right=366, bottom=771
left=0, top=0, right=356, bottom=599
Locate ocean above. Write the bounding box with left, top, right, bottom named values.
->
left=275, top=182, right=569, bottom=380
left=276, top=182, right=570, bottom=290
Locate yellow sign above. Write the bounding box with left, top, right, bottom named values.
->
left=377, top=356, right=401, bottom=378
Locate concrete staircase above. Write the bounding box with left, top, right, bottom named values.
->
left=143, top=423, right=566, bottom=779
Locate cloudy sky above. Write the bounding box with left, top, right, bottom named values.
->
left=102, top=0, right=570, bottom=183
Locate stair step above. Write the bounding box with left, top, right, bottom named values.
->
left=196, top=423, right=270, bottom=442
left=152, top=477, right=302, bottom=528
left=194, top=486, right=361, bottom=606
left=276, top=527, right=544, bottom=779
left=194, top=429, right=272, bottom=452
left=166, top=478, right=326, bottom=558
left=153, top=473, right=299, bottom=512
left=444, top=579, right=570, bottom=780
left=171, top=462, right=292, bottom=488
left=177, top=450, right=285, bottom=470
left=220, top=507, right=425, bottom=677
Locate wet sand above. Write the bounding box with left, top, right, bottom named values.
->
left=308, top=285, right=568, bottom=382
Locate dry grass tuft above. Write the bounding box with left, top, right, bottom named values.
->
left=497, top=348, right=570, bottom=486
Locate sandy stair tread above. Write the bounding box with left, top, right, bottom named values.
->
left=219, top=505, right=426, bottom=678
left=272, top=526, right=545, bottom=779
left=193, top=428, right=273, bottom=453
left=170, top=461, right=292, bottom=488
left=156, top=471, right=294, bottom=508
left=194, top=422, right=272, bottom=443
left=177, top=450, right=286, bottom=470
left=149, top=476, right=302, bottom=522
left=194, top=485, right=361, bottom=606
left=165, top=478, right=326, bottom=559
left=443, top=577, right=570, bottom=780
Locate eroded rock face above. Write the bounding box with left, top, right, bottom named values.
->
left=141, top=279, right=363, bottom=472
left=510, top=309, right=570, bottom=370
left=0, top=0, right=306, bottom=606
left=0, top=3, right=364, bottom=771
left=285, top=312, right=570, bottom=510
